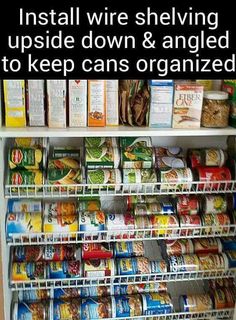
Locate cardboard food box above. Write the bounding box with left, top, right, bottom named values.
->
left=47, top=80, right=67, bottom=128
left=106, top=80, right=119, bottom=126
left=27, top=80, right=45, bottom=127
left=3, top=80, right=26, bottom=127
left=69, top=80, right=87, bottom=127
left=88, top=80, right=106, bottom=127
left=172, top=84, right=204, bottom=129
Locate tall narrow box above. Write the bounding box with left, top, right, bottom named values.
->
left=27, top=80, right=45, bottom=127
left=68, top=80, right=87, bottom=127
left=47, top=80, right=67, bottom=128
left=88, top=80, right=106, bottom=127
left=106, top=80, right=119, bottom=126
left=3, top=80, right=26, bottom=127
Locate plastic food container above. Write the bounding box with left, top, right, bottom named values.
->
left=201, top=91, right=229, bottom=128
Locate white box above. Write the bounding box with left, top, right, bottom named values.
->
left=106, top=80, right=119, bottom=126
left=27, top=80, right=45, bottom=127
left=69, top=80, right=87, bottom=127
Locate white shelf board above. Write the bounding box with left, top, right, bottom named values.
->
left=0, top=126, right=236, bottom=138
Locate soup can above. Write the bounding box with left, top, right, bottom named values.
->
left=134, top=202, right=175, bottom=215
left=208, top=278, right=235, bottom=289
left=151, top=215, right=179, bottom=236
left=116, top=257, right=151, bottom=275
left=114, top=241, right=144, bottom=258
left=8, top=147, right=44, bottom=170
left=12, top=301, right=49, bottom=320
left=150, top=260, right=168, bottom=273
left=7, top=199, right=42, bottom=213
left=220, top=237, right=236, bottom=251
left=81, top=296, right=112, bottom=319
left=127, top=195, right=161, bottom=209
left=158, top=168, right=193, bottom=191
left=187, top=149, right=202, bottom=168
left=179, top=294, right=213, bottom=312
left=82, top=243, right=113, bottom=260
left=11, top=262, right=46, bottom=281
left=53, top=288, right=81, bottom=299
left=212, top=288, right=236, bottom=309
left=202, top=194, right=227, bottom=214
left=123, top=169, right=157, bottom=192
left=87, top=169, right=122, bottom=191
left=194, top=167, right=231, bottom=190
left=154, top=147, right=183, bottom=157
left=51, top=298, right=81, bottom=320
left=225, top=250, right=236, bottom=268
left=111, top=295, right=142, bottom=318
left=81, top=286, right=112, bottom=298
left=47, top=261, right=81, bottom=279
left=198, top=253, right=228, bottom=270
left=77, top=198, right=101, bottom=211
left=18, top=289, right=50, bottom=302
left=155, top=156, right=186, bottom=170
left=79, top=211, right=106, bottom=236
left=168, top=255, right=200, bottom=272
left=107, top=213, right=135, bottom=239
left=113, top=282, right=167, bottom=296
left=141, top=292, right=173, bottom=315
left=43, top=213, right=78, bottom=234
left=179, top=215, right=201, bottom=236
left=44, top=201, right=77, bottom=216
left=85, top=146, right=120, bottom=169
left=203, top=149, right=227, bottom=167
left=201, top=213, right=231, bottom=235
left=14, top=137, right=48, bottom=149
left=121, top=146, right=155, bottom=169
left=83, top=259, right=116, bottom=277
left=164, top=239, right=194, bottom=256
left=120, top=137, right=152, bottom=148
left=134, top=216, right=151, bottom=237
left=176, top=195, right=199, bottom=215
left=85, top=137, right=118, bottom=148
left=193, top=238, right=222, bottom=254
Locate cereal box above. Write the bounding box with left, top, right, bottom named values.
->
left=3, top=80, right=26, bottom=127
left=106, top=80, right=119, bottom=126
left=68, top=80, right=87, bottom=127
left=27, top=80, right=45, bottom=126
left=172, top=84, right=204, bottom=128
left=88, top=80, right=106, bottom=127
left=47, top=80, right=67, bottom=128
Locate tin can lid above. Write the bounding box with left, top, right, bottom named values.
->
left=204, top=91, right=228, bottom=100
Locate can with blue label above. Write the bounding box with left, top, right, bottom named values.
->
left=11, top=262, right=46, bottom=281
left=7, top=199, right=42, bottom=213
left=225, top=250, right=236, bottom=268
left=81, top=286, right=111, bottom=298
left=221, top=237, right=236, bottom=251
left=12, top=301, right=49, bottom=320
left=168, top=254, right=200, bottom=272
left=113, top=282, right=167, bottom=296
left=134, top=202, right=175, bottom=215
left=47, top=261, right=81, bottom=279
left=141, top=292, right=173, bottom=315
left=81, top=297, right=112, bottom=319
left=111, top=295, right=142, bottom=318
left=116, top=257, right=151, bottom=275
left=179, top=294, right=213, bottom=312
left=18, top=289, right=50, bottom=302
left=114, top=241, right=144, bottom=258
left=52, top=288, right=81, bottom=299
left=51, top=299, right=80, bottom=320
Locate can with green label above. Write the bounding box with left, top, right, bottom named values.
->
left=87, top=169, right=122, bottom=190
left=85, top=147, right=120, bottom=169
left=121, top=147, right=155, bottom=169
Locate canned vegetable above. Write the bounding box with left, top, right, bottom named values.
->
left=198, top=253, right=228, bottom=270
left=119, top=137, right=152, bottom=148
left=85, top=137, right=118, bottom=148
left=158, top=168, right=193, bottom=191
left=87, top=169, right=121, bottom=190
left=134, top=202, right=175, bottom=215
left=164, top=239, right=194, bottom=256
left=202, top=194, right=227, bottom=214
left=85, top=146, right=120, bottom=169
left=52, top=298, right=80, bottom=320
left=193, top=238, right=222, bottom=254
left=8, top=147, right=44, bottom=170
left=121, top=147, right=154, bottom=169
left=151, top=215, right=179, bottom=236
left=7, top=199, right=42, bottom=213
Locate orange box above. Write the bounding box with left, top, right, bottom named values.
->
left=88, top=80, right=106, bottom=127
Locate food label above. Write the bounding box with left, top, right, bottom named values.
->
left=53, top=299, right=80, bottom=320
left=88, top=80, right=106, bottom=126
left=180, top=215, right=201, bottom=235
left=87, top=169, right=121, bottom=190
left=27, top=80, right=45, bottom=126
left=86, top=146, right=120, bottom=168
left=8, top=170, right=43, bottom=186
left=198, top=253, right=227, bottom=270
left=117, top=257, right=150, bottom=275
left=165, top=239, right=194, bottom=256
left=121, top=147, right=154, bottom=169
left=17, top=302, right=46, bottom=320
left=83, top=259, right=114, bottom=277
left=43, top=213, right=78, bottom=233
left=197, top=167, right=231, bottom=190
left=205, top=149, right=225, bottom=167
left=7, top=199, right=42, bottom=213
left=177, top=195, right=199, bottom=215
left=181, top=294, right=213, bottom=312
left=114, top=241, right=144, bottom=258
left=203, top=195, right=227, bottom=214
left=112, top=295, right=142, bottom=317
left=142, top=293, right=173, bottom=315
left=193, top=238, right=222, bottom=254
left=82, top=243, right=113, bottom=260
left=169, top=255, right=199, bottom=272
left=151, top=215, right=179, bottom=236
left=12, top=262, right=45, bottom=281
left=6, top=212, right=42, bottom=238
left=119, top=137, right=152, bottom=148
left=44, top=201, right=77, bottom=217
left=48, top=261, right=81, bottom=279
left=69, top=80, right=87, bottom=127
left=106, top=80, right=119, bottom=126
left=81, top=297, right=112, bottom=319
left=160, top=168, right=192, bottom=190
left=79, top=211, right=105, bottom=232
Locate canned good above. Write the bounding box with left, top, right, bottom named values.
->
left=149, top=260, right=168, bottom=273
left=121, top=147, right=154, bottom=169
left=123, top=169, right=157, bottom=192
left=187, top=149, right=202, bottom=168
left=127, top=195, right=163, bottom=208
left=204, top=149, right=227, bottom=167
left=52, top=147, right=80, bottom=159
left=18, top=289, right=50, bottom=302
left=43, top=213, right=78, bottom=234
left=111, top=295, right=142, bottom=318
left=14, top=137, right=48, bottom=149
left=168, top=254, right=200, bottom=272
left=53, top=288, right=81, bottom=299
left=134, top=216, right=151, bottom=237
left=47, top=168, right=83, bottom=192
left=141, top=292, right=173, bottom=315
left=201, top=213, right=231, bottom=234
left=47, top=261, right=81, bottom=279
left=116, top=257, right=151, bottom=275
left=134, top=202, right=175, bottom=215
left=81, top=286, right=111, bottom=298
left=6, top=212, right=42, bottom=241
left=120, top=137, right=152, bottom=148
left=114, top=241, right=144, bottom=258
left=164, top=239, right=194, bottom=256
left=7, top=199, right=42, bottom=213
left=193, top=238, right=222, bottom=254
left=8, top=147, right=44, bottom=170
left=179, top=294, right=213, bottom=312
left=85, top=146, right=120, bottom=169
left=154, top=147, right=183, bottom=157
left=79, top=211, right=106, bottom=236
left=155, top=157, right=186, bottom=170
left=81, top=296, right=112, bottom=319
left=113, top=283, right=167, bottom=296
left=82, top=243, right=113, bottom=260
left=44, top=201, right=77, bottom=216
left=179, top=215, right=201, bottom=236
left=208, top=278, right=235, bottom=289
left=11, top=262, right=46, bottom=281
left=194, top=167, right=231, bottom=190
left=48, top=157, right=81, bottom=169
left=87, top=169, right=122, bottom=190
left=106, top=213, right=135, bottom=239
left=12, top=301, right=49, bottom=320
left=85, top=137, right=118, bottom=148
left=176, top=195, right=199, bottom=215
left=52, top=298, right=80, bottom=320
left=198, top=253, right=228, bottom=270
left=151, top=215, right=179, bottom=236
left=77, top=199, right=101, bottom=211
left=220, top=237, right=236, bottom=251
left=225, top=250, right=236, bottom=268
left=158, top=168, right=193, bottom=191
left=212, top=289, right=230, bottom=309
left=83, top=259, right=116, bottom=277
left=202, top=194, right=227, bottom=214
left=8, top=169, right=44, bottom=190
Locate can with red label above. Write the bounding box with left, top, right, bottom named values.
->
left=193, top=238, right=222, bottom=254
left=106, top=213, right=135, bottom=239
left=83, top=259, right=116, bottom=277
left=194, top=167, right=231, bottom=190
left=179, top=215, right=201, bottom=236
left=187, top=149, right=202, bottom=168
left=201, top=213, right=231, bottom=235
left=202, top=194, right=227, bottom=214
left=176, top=195, right=200, bottom=215
left=163, top=239, right=194, bottom=256
left=168, top=254, right=200, bottom=272
left=198, top=253, right=228, bottom=270
left=82, top=243, right=113, bottom=260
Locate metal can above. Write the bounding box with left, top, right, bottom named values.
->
left=48, top=157, right=81, bottom=170
left=208, top=278, right=235, bottom=289
left=141, top=292, right=173, bottom=315
left=201, top=213, right=231, bottom=234
left=158, top=168, right=193, bottom=191
left=7, top=199, right=42, bottom=213
left=47, top=168, right=83, bottom=192
left=43, top=213, right=78, bottom=234
left=116, top=257, right=151, bottom=275
left=123, top=169, right=157, bottom=192
left=211, top=289, right=229, bottom=309
left=77, top=198, right=101, bottom=211
left=81, top=286, right=112, bottom=298
left=114, top=241, right=144, bottom=258
left=151, top=215, right=179, bottom=236
left=225, top=250, right=236, bottom=268
left=187, top=149, right=202, bottom=168
left=8, top=147, right=44, bottom=170
left=82, top=243, right=113, bottom=260
left=14, top=137, right=48, bottom=149
left=11, top=262, right=46, bottom=281
left=81, top=296, right=112, bottom=319
left=113, top=282, right=167, bottom=296
left=198, top=253, right=228, bottom=270
left=154, top=146, right=183, bottom=157
left=134, top=202, right=175, bottom=215
left=149, top=260, right=168, bottom=273
left=203, top=149, right=227, bottom=167
left=155, top=156, right=186, bottom=170
left=18, top=289, right=50, bottom=302
left=87, top=169, right=122, bottom=191
left=47, top=261, right=81, bottom=279
left=85, top=137, right=118, bottom=148
left=111, top=295, right=142, bottom=318
left=134, top=215, right=151, bottom=237
left=52, top=147, right=80, bottom=159
left=179, top=294, right=213, bottom=312
left=168, top=254, right=200, bottom=272
left=8, top=169, right=44, bottom=189
left=119, top=137, right=152, bottom=148
left=121, top=147, right=155, bottom=169
left=193, top=238, right=222, bottom=254
left=44, top=201, right=77, bottom=216
left=53, top=288, right=81, bottom=299
left=202, top=194, right=227, bottom=214
left=179, top=215, right=201, bottom=236
left=220, top=237, right=236, bottom=251
left=176, top=195, right=199, bottom=215
left=194, top=167, right=231, bottom=190
left=106, top=213, right=135, bottom=239
left=164, top=239, right=194, bottom=256
left=85, top=146, right=120, bottom=169
left=79, top=211, right=106, bottom=237
left=52, top=298, right=80, bottom=320
left=83, top=259, right=116, bottom=277
left=12, top=301, right=49, bottom=320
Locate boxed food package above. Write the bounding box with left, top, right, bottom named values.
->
left=88, top=80, right=106, bottom=127
left=172, top=83, right=204, bottom=129
left=149, top=80, right=174, bottom=128
left=27, top=80, right=45, bottom=127
left=3, top=80, right=26, bottom=127
left=47, top=80, right=67, bottom=128
left=106, top=80, right=119, bottom=126
left=68, top=80, right=87, bottom=127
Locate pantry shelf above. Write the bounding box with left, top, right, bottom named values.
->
left=10, top=269, right=236, bottom=291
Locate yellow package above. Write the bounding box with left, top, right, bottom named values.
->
left=3, top=80, right=26, bottom=127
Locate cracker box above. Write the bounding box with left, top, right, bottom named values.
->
left=69, top=80, right=87, bottom=127
left=3, top=80, right=26, bottom=127
left=88, top=80, right=106, bottom=127
left=106, top=80, right=119, bottom=126
left=172, top=84, right=204, bottom=129
left=27, top=80, right=45, bottom=127
left=47, top=80, right=67, bottom=128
